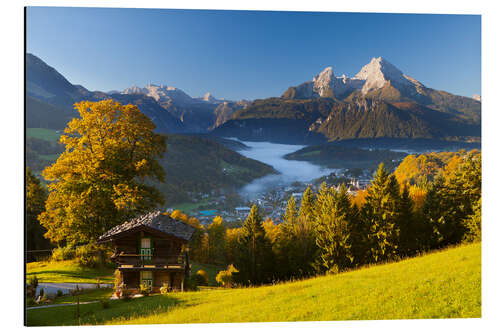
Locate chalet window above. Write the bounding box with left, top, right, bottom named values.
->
left=140, top=236, right=153, bottom=262
left=140, top=270, right=153, bottom=291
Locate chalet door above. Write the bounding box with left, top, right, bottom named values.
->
left=140, top=271, right=153, bottom=291
left=140, top=237, right=152, bottom=263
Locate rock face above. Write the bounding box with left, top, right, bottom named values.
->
left=281, top=56, right=481, bottom=122
left=354, top=57, right=424, bottom=94
left=283, top=57, right=426, bottom=100
left=123, top=84, right=195, bottom=107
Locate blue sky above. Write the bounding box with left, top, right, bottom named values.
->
left=26, top=7, right=481, bottom=100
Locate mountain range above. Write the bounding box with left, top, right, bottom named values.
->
left=26, top=53, right=480, bottom=144
left=26, top=53, right=248, bottom=133
left=214, top=57, right=481, bottom=143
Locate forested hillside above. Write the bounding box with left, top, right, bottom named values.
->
left=213, top=97, right=480, bottom=144
left=26, top=128, right=275, bottom=205
left=284, top=143, right=407, bottom=169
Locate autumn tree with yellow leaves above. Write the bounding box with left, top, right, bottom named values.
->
left=39, top=100, right=167, bottom=245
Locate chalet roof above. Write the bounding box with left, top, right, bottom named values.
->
left=97, top=211, right=196, bottom=242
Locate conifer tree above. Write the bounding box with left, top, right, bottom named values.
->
left=26, top=167, right=52, bottom=259
left=284, top=195, right=297, bottom=225
left=207, top=216, right=226, bottom=265
left=315, top=184, right=354, bottom=273
left=397, top=184, right=417, bottom=256
left=361, top=163, right=401, bottom=263
left=298, top=186, right=315, bottom=223
left=233, top=205, right=274, bottom=285
left=463, top=198, right=481, bottom=243
left=276, top=191, right=318, bottom=280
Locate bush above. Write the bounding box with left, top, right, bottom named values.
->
left=160, top=283, right=170, bottom=294
left=140, top=282, right=151, bottom=296
left=28, top=275, right=39, bottom=289
left=195, top=269, right=209, bottom=286
left=26, top=297, right=35, bottom=306
left=56, top=289, right=63, bottom=298
left=216, top=264, right=238, bottom=288
left=185, top=275, right=199, bottom=291
left=75, top=244, right=100, bottom=268
left=51, top=247, right=75, bottom=261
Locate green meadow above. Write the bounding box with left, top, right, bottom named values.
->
left=26, top=128, right=61, bottom=142
left=26, top=242, right=481, bottom=326
left=26, top=260, right=115, bottom=284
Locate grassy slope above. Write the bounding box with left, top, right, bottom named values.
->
left=26, top=243, right=481, bottom=326
left=26, top=260, right=115, bottom=284
left=26, top=128, right=61, bottom=142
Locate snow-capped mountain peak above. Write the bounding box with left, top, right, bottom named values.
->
left=313, top=67, right=335, bottom=97
left=202, top=92, right=218, bottom=103
left=354, top=57, right=424, bottom=94
left=122, top=84, right=195, bottom=106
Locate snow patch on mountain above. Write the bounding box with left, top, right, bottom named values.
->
left=354, top=57, right=423, bottom=94
left=285, top=57, right=429, bottom=99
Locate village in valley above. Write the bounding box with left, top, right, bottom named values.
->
left=174, top=170, right=373, bottom=225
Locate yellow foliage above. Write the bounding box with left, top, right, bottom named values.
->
left=263, top=218, right=280, bottom=244
left=351, top=189, right=368, bottom=208
left=38, top=99, right=166, bottom=244
left=408, top=185, right=427, bottom=210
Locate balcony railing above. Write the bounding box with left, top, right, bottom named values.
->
left=112, top=253, right=185, bottom=269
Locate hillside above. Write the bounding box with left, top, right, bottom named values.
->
left=153, top=134, right=276, bottom=205
left=25, top=129, right=276, bottom=204
left=26, top=54, right=184, bottom=133
left=26, top=243, right=481, bottom=325
left=212, top=97, right=480, bottom=144
left=284, top=144, right=407, bottom=169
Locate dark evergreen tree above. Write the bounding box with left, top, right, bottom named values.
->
left=463, top=198, right=481, bottom=243
left=26, top=167, right=52, bottom=261
left=276, top=191, right=318, bottom=280
left=361, top=163, right=401, bottom=263
left=314, top=184, right=355, bottom=273
left=397, top=184, right=417, bottom=257
left=233, top=205, right=274, bottom=285
left=298, top=186, right=315, bottom=224
left=284, top=195, right=297, bottom=225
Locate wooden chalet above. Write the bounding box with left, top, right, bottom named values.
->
left=97, top=211, right=196, bottom=294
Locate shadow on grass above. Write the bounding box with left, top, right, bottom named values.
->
left=26, top=294, right=186, bottom=326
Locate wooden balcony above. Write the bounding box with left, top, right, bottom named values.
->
left=112, top=253, right=186, bottom=270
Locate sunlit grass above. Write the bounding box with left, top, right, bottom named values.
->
left=26, top=127, right=61, bottom=142
left=26, top=243, right=480, bottom=326
left=26, top=260, right=115, bottom=284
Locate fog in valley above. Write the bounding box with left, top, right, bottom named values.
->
left=230, top=139, right=339, bottom=199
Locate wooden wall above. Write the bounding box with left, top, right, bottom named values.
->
left=114, top=229, right=184, bottom=259
left=121, top=270, right=184, bottom=291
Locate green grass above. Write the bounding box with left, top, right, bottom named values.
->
left=26, top=128, right=61, bottom=142
left=51, top=288, right=114, bottom=305
left=26, top=243, right=481, bottom=326
left=38, top=153, right=60, bottom=161
left=26, top=260, right=115, bottom=284
left=171, top=199, right=213, bottom=214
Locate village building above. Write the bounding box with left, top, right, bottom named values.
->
left=97, top=211, right=195, bottom=295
